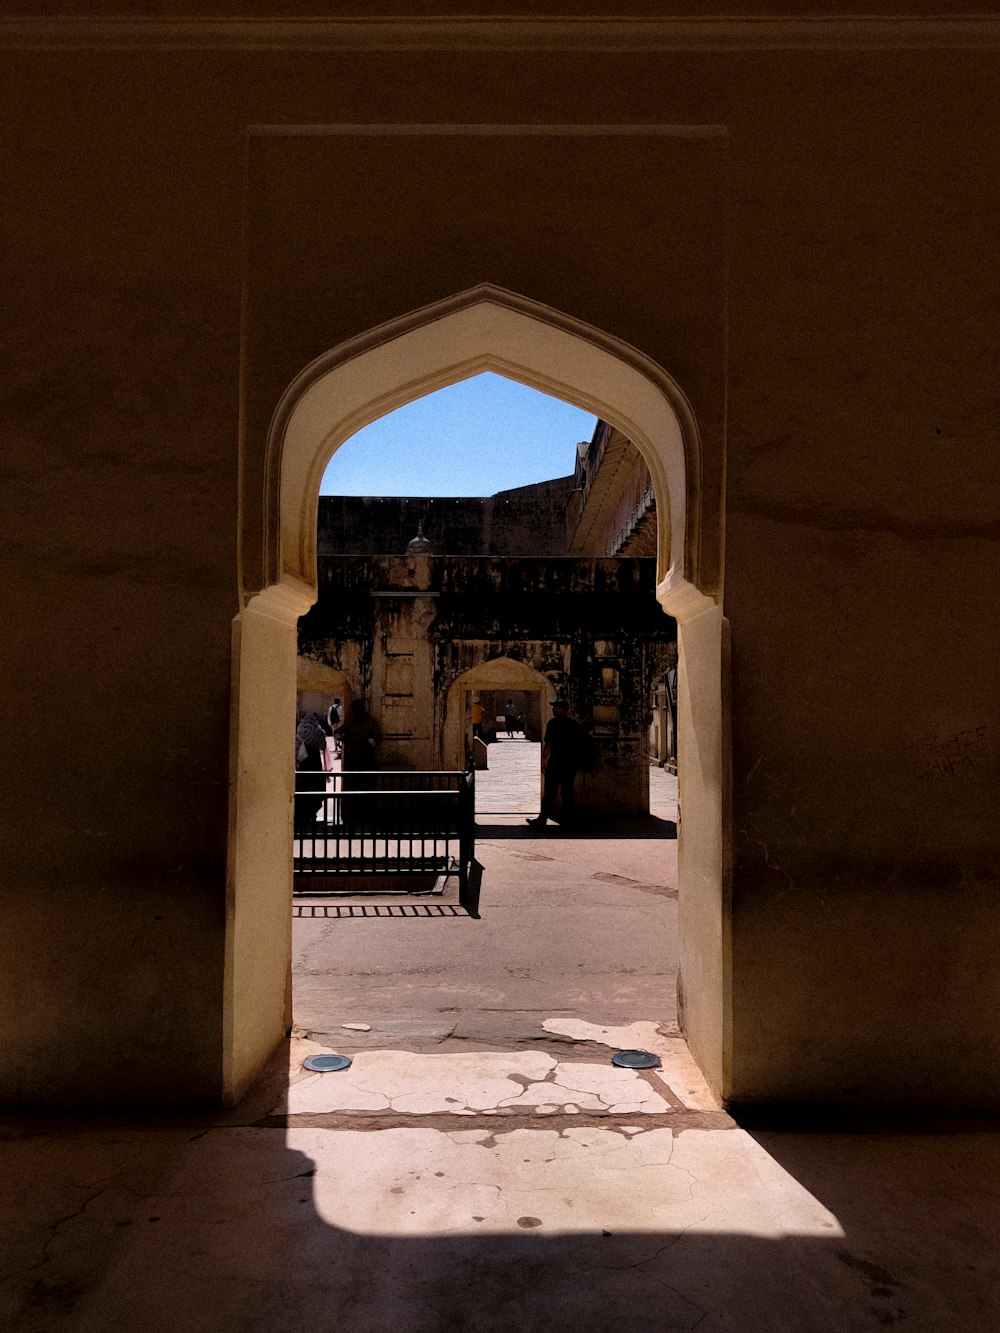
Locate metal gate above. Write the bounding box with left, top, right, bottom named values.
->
left=293, top=767, right=475, bottom=904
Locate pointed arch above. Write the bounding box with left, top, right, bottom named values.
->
left=261, top=285, right=708, bottom=619
left=226, top=285, right=726, bottom=1109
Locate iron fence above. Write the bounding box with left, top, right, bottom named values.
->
left=293, top=767, right=475, bottom=901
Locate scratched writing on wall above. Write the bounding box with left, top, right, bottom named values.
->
left=912, top=726, right=991, bottom=781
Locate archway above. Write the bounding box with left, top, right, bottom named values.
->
left=443, top=655, right=556, bottom=772
left=227, top=286, right=726, bottom=1105
left=296, top=658, right=352, bottom=726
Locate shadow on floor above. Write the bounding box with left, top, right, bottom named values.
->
left=5, top=1108, right=999, bottom=1332
left=476, top=817, right=676, bottom=841
left=460, top=857, right=483, bottom=919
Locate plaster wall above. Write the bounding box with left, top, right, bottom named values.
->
left=1, top=9, right=997, bottom=1109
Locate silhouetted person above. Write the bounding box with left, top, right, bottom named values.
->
left=335, top=700, right=381, bottom=823
left=527, top=696, right=584, bottom=829
left=336, top=699, right=380, bottom=773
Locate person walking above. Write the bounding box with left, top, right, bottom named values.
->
left=327, top=696, right=343, bottom=758
left=504, top=698, right=517, bottom=737
left=527, top=696, right=584, bottom=829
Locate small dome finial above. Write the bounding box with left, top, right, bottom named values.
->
left=406, top=520, right=434, bottom=555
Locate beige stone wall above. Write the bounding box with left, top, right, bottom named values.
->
left=1, top=9, right=998, bottom=1109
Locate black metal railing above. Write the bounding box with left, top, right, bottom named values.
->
left=293, top=767, right=475, bottom=901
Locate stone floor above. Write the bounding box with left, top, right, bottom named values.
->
left=3, top=748, right=999, bottom=1330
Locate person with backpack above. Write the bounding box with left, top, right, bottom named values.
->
left=294, top=711, right=331, bottom=831
left=327, top=696, right=343, bottom=758
left=526, top=696, right=588, bottom=829
left=504, top=698, right=517, bottom=736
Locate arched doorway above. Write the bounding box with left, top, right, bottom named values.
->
left=443, top=656, right=555, bottom=771
left=227, top=286, right=725, bottom=1105
left=296, top=659, right=351, bottom=729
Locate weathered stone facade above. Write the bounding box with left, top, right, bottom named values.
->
left=317, top=476, right=576, bottom=557
left=299, top=555, right=677, bottom=814
left=567, top=422, right=657, bottom=558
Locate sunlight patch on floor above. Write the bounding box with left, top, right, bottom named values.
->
left=297, top=1124, right=846, bottom=1241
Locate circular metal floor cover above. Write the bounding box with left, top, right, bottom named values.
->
left=303, top=1053, right=353, bottom=1073
left=611, top=1049, right=661, bottom=1070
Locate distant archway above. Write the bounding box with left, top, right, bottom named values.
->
left=296, top=658, right=352, bottom=723
left=443, top=656, right=556, bottom=770
left=227, top=286, right=725, bottom=1106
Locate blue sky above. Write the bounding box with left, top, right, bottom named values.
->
left=320, top=372, right=597, bottom=497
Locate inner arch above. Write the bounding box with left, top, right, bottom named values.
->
left=266, top=285, right=703, bottom=613
left=443, top=656, right=557, bottom=771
